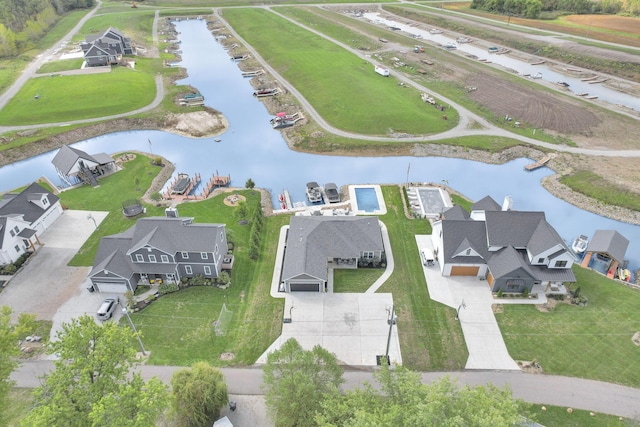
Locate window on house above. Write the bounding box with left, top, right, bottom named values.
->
left=185, top=265, right=192, bottom=274
left=220, top=231, right=224, bottom=240
left=554, top=260, right=568, bottom=268
left=13, top=226, right=19, bottom=233
left=43, top=198, right=48, bottom=205
left=148, top=254, right=156, bottom=263
left=537, top=258, right=545, bottom=263
left=505, top=279, right=523, bottom=291
left=181, top=252, right=189, bottom=259
left=201, top=252, right=208, bottom=260
left=15, top=245, right=20, bottom=252
left=465, top=249, right=472, bottom=256
left=161, top=255, right=169, bottom=263
left=135, top=254, right=144, bottom=262
left=204, top=266, right=211, bottom=275
left=214, top=245, right=218, bottom=255
left=362, top=251, right=374, bottom=259
left=9, top=230, right=15, bottom=237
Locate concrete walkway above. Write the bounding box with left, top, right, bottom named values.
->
left=416, top=235, right=521, bottom=371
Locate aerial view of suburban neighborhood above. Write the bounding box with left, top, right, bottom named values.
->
left=1, top=0, right=640, bottom=425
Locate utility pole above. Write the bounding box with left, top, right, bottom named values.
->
left=385, top=305, right=396, bottom=362
left=123, top=307, right=146, bottom=355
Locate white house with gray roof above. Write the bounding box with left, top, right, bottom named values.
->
left=0, top=183, right=63, bottom=265
left=431, top=196, right=575, bottom=294
left=281, top=216, right=385, bottom=292
left=88, top=217, right=227, bottom=293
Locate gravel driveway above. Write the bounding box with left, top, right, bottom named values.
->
left=0, top=210, right=112, bottom=340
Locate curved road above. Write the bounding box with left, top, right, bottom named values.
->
left=11, top=361, right=640, bottom=420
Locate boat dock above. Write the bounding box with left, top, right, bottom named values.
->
left=530, top=60, right=546, bottom=65
left=242, top=69, right=264, bottom=78
left=164, top=172, right=230, bottom=201
left=524, top=154, right=554, bottom=171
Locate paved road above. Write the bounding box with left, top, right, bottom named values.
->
left=11, top=361, right=640, bottom=420
left=215, top=7, right=640, bottom=158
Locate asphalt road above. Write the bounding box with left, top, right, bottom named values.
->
left=11, top=361, right=640, bottom=420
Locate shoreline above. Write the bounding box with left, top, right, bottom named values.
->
left=3, top=112, right=640, bottom=227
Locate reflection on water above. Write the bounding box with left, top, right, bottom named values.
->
left=0, top=19, right=639, bottom=272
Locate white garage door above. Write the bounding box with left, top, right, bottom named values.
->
left=94, top=282, right=127, bottom=294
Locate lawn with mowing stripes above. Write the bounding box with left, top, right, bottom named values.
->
left=0, top=68, right=155, bottom=125
left=377, top=186, right=468, bottom=370
left=222, top=8, right=456, bottom=136
left=497, top=266, right=640, bottom=387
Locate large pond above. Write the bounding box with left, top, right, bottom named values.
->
left=1, top=19, right=639, bottom=271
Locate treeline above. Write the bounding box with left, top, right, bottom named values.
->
left=0, top=0, right=94, bottom=57
left=471, top=0, right=633, bottom=18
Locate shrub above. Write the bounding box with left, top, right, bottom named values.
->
left=218, top=271, right=230, bottom=286
left=158, top=282, right=179, bottom=295
left=124, top=290, right=135, bottom=309
left=153, top=156, right=163, bottom=166
left=497, top=289, right=503, bottom=298
left=523, top=288, right=529, bottom=298
left=150, top=192, right=162, bottom=201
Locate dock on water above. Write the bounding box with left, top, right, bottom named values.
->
left=524, top=154, right=554, bottom=171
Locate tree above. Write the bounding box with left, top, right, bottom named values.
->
left=263, top=338, right=344, bottom=427
left=245, top=177, right=255, bottom=190
left=23, top=315, right=168, bottom=427
left=0, top=306, right=20, bottom=425
left=316, top=364, right=526, bottom=427
left=235, top=200, right=248, bottom=219
left=170, top=362, right=228, bottom=427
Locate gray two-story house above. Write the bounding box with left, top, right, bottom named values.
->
left=81, top=27, right=135, bottom=67
left=89, top=217, right=227, bottom=293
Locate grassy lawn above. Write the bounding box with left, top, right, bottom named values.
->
left=333, top=268, right=384, bottom=293
left=222, top=8, right=457, bottom=136
left=560, top=170, right=640, bottom=212
left=497, top=265, right=640, bottom=388
left=527, top=403, right=634, bottom=426
left=60, top=154, right=167, bottom=266
left=377, top=186, right=468, bottom=371
left=74, top=11, right=157, bottom=46
left=37, top=59, right=85, bottom=74
left=0, top=67, right=156, bottom=125
left=129, top=191, right=287, bottom=366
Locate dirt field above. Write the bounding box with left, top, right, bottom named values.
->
left=564, top=14, right=640, bottom=34
left=465, top=73, right=600, bottom=135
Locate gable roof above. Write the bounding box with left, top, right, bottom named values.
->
left=470, top=195, right=501, bottom=212
left=485, top=211, right=552, bottom=249
left=282, top=216, right=383, bottom=283
left=90, top=217, right=225, bottom=279
left=0, top=182, right=59, bottom=224
left=442, top=205, right=469, bottom=220
left=51, top=145, right=114, bottom=175
left=441, top=219, right=489, bottom=265
left=586, top=230, right=629, bottom=263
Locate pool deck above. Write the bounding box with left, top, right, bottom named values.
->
left=348, top=184, right=387, bottom=215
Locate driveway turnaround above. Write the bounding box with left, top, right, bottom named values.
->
left=416, top=235, right=520, bottom=370
left=0, top=210, right=110, bottom=340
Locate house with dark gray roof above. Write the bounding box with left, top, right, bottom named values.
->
left=431, top=196, right=575, bottom=294
left=51, top=145, right=116, bottom=187
left=0, top=183, right=63, bottom=265
left=80, top=27, right=135, bottom=67
left=281, top=216, right=385, bottom=292
left=88, top=217, right=227, bottom=293
left=580, top=230, right=629, bottom=279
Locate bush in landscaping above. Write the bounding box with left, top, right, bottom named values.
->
left=497, top=289, right=503, bottom=298
left=217, top=271, right=230, bottom=286
left=159, top=282, right=179, bottom=295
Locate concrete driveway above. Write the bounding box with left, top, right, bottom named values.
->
left=0, top=210, right=112, bottom=340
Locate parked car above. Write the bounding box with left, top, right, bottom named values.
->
left=96, top=297, right=118, bottom=321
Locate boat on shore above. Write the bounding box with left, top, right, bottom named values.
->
left=617, top=267, right=631, bottom=282
left=306, top=182, right=322, bottom=203
left=270, top=112, right=303, bottom=129
left=571, top=234, right=589, bottom=254
left=324, top=183, right=340, bottom=203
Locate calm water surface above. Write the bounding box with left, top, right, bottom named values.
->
left=1, top=20, right=639, bottom=270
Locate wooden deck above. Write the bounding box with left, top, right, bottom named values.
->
left=524, top=154, right=554, bottom=171
left=163, top=173, right=230, bottom=202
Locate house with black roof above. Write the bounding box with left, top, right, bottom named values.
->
left=88, top=216, right=228, bottom=293
left=0, top=183, right=63, bottom=265
left=51, top=145, right=116, bottom=187
left=431, top=196, right=575, bottom=294
left=80, top=27, right=135, bottom=67
left=280, top=216, right=385, bottom=292
left=581, top=230, right=629, bottom=279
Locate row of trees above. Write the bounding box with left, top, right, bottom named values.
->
left=263, top=338, right=527, bottom=427
left=471, top=0, right=634, bottom=18
left=0, top=0, right=94, bottom=57
left=1, top=310, right=228, bottom=426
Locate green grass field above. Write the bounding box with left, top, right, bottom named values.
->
left=222, top=8, right=457, bottom=136
left=74, top=11, right=157, bottom=45
left=333, top=268, right=384, bottom=293
left=0, top=67, right=156, bottom=125
left=560, top=170, right=640, bottom=212
left=37, top=59, right=85, bottom=74
left=497, top=266, right=640, bottom=388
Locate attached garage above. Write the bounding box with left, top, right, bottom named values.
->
left=450, top=266, right=480, bottom=276
left=92, top=282, right=128, bottom=294
left=289, top=282, right=322, bottom=292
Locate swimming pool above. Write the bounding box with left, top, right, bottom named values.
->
left=349, top=185, right=387, bottom=215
